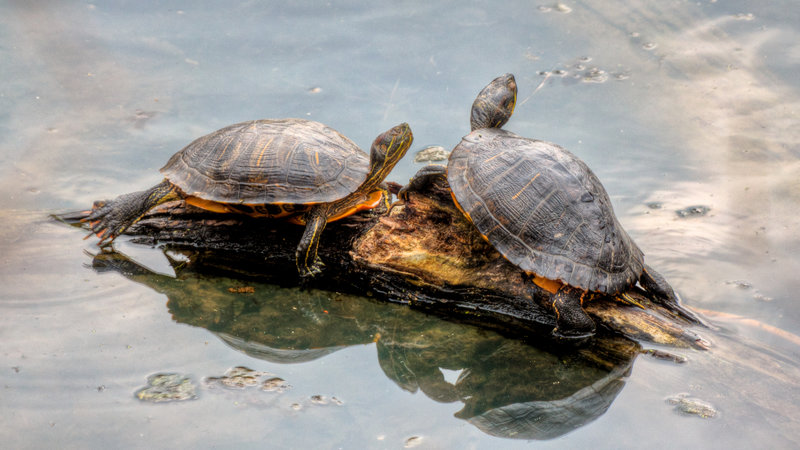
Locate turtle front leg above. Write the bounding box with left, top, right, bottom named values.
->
left=82, top=179, right=179, bottom=246
left=398, top=164, right=447, bottom=201
left=551, top=287, right=596, bottom=341
left=295, top=206, right=328, bottom=278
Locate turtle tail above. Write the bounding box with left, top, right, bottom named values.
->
left=82, top=179, right=180, bottom=245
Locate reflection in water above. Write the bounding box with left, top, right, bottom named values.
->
left=90, top=248, right=642, bottom=440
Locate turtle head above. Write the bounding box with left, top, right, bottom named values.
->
left=366, top=123, right=413, bottom=184
left=470, top=73, right=517, bottom=131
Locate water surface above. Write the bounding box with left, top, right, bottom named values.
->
left=2, top=0, right=799, bottom=447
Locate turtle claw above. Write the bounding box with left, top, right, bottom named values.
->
left=80, top=201, right=131, bottom=246
left=298, top=259, right=325, bottom=279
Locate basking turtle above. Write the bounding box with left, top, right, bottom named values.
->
left=84, top=118, right=413, bottom=277
left=400, top=74, right=681, bottom=339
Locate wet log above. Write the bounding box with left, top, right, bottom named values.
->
left=63, top=180, right=706, bottom=349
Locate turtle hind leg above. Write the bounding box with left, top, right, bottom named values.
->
left=639, top=264, right=678, bottom=305
left=82, top=179, right=179, bottom=245
left=551, top=287, right=596, bottom=342
left=639, top=264, right=703, bottom=324
left=295, top=207, right=328, bottom=278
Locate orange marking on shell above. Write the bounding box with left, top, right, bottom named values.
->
left=255, top=137, right=275, bottom=167
left=533, top=276, right=563, bottom=294
left=450, top=191, right=470, bottom=221
left=483, top=152, right=505, bottom=163
left=511, top=172, right=540, bottom=200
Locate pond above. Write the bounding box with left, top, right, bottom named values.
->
left=2, top=0, right=799, bottom=447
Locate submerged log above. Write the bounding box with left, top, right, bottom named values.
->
left=62, top=180, right=706, bottom=349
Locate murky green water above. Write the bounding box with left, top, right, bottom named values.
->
left=2, top=0, right=799, bottom=447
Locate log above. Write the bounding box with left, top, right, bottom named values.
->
left=60, top=180, right=706, bottom=349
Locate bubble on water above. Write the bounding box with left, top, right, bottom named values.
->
left=205, top=366, right=268, bottom=389
left=404, top=436, right=424, bottom=448
left=614, top=72, right=631, bottom=81
left=676, top=205, right=711, bottom=218
left=135, top=373, right=197, bottom=403
left=726, top=280, right=752, bottom=289
left=642, top=42, right=658, bottom=51
left=554, top=3, right=572, bottom=13
left=310, top=394, right=328, bottom=405
left=667, top=394, right=718, bottom=418
left=538, top=3, right=571, bottom=13
left=261, top=377, right=291, bottom=393
left=753, top=292, right=773, bottom=302
left=725, top=280, right=772, bottom=302
left=582, top=68, right=608, bottom=83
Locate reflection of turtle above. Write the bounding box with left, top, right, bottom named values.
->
left=85, top=248, right=650, bottom=439
left=84, top=119, right=413, bottom=276
left=400, top=74, right=681, bottom=340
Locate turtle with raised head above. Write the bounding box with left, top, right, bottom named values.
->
left=84, top=118, right=413, bottom=277
left=400, top=74, right=682, bottom=340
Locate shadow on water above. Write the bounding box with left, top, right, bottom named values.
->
left=89, top=247, right=640, bottom=440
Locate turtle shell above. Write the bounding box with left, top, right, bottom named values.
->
left=161, top=119, right=369, bottom=205
left=447, top=128, right=643, bottom=294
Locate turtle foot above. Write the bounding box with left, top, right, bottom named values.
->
left=297, top=259, right=325, bottom=279
left=551, top=287, right=597, bottom=344
left=81, top=180, right=178, bottom=246
left=82, top=199, right=132, bottom=245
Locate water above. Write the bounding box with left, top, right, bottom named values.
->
left=2, top=0, right=799, bottom=447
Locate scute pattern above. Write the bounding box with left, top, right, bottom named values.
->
left=161, top=119, right=369, bottom=204
left=448, top=128, right=643, bottom=294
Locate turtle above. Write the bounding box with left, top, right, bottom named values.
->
left=399, top=74, right=682, bottom=340
left=83, top=118, right=413, bottom=277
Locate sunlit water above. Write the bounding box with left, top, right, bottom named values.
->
left=2, top=0, right=799, bottom=448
